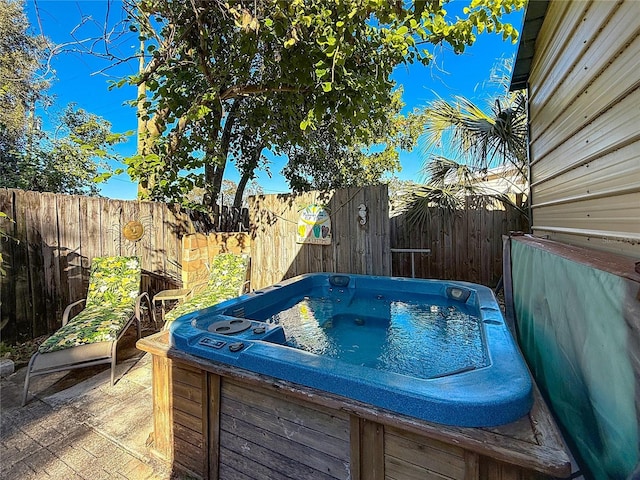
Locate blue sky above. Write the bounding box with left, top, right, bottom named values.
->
left=26, top=1, right=524, bottom=200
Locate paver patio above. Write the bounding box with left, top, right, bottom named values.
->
left=0, top=329, right=187, bottom=480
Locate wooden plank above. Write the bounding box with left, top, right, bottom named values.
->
left=359, top=418, right=384, bottom=480
left=174, top=436, right=205, bottom=477
left=220, top=414, right=349, bottom=478
left=13, top=190, right=33, bottom=338
left=220, top=445, right=291, bottom=480
left=163, top=205, right=181, bottom=286
left=219, top=426, right=344, bottom=480
left=217, top=463, right=253, bottom=480
left=200, top=369, right=210, bottom=480
left=366, top=185, right=379, bottom=276
left=333, top=189, right=352, bottom=274
left=479, top=456, right=543, bottom=480
left=455, top=201, right=468, bottom=282
left=385, top=428, right=466, bottom=479
left=222, top=380, right=350, bottom=440
left=174, top=422, right=204, bottom=449
left=464, top=451, right=479, bottom=480
left=320, top=191, right=335, bottom=274
left=173, top=391, right=202, bottom=416
left=248, top=195, right=261, bottom=288
left=138, top=331, right=572, bottom=478
left=481, top=204, right=492, bottom=286
left=467, top=201, right=481, bottom=283
left=58, top=196, right=82, bottom=305
left=24, top=191, right=46, bottom=337
left=273, top=192, right=286, bottom=282
left=303, top=191, right=325, bottom=275
left=376, top=184, right=391, bottom=276
left=174, top=409, right=203, bottom=434
left=82, top=195, right=103, bottom=264
left=209, top=374, right=221, bottom=480
left=36, top=192, right=61, bottom=332
left=385, top=455, right=453, bottom=480
left=151, top=202, right=166, bottom=286
left=152, top=355, right=174, bottom=461
left=292, top=196, right=308, bottom=278
left=355, top=187, right=369, bottom=275
left=139, top=200, right=155, bottom=282
left=100, top=198, right=123, bottom=257
left=0, top=190, right=17, bottom=341
left=350, top=416, right=361, bottom=480
left=221, top=391, right=349, bottom=459
left=121, top=198, right=140, bottom=258
left=173, top=364, right=205, bottom=388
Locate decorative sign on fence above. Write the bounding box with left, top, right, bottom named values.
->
left=296, top=204, right=331, bottom=245
left=123, top=220, right=145, bottom=242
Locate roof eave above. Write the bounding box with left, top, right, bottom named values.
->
left=509, top=1, right=550, bottom=91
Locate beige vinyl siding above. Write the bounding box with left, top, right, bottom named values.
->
left=527, top=0, right=640, bottom=258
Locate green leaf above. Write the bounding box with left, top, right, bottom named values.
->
left=321, top=82, right=332, bottom=92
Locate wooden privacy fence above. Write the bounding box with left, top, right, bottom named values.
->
left=1, top=186, right=526, bottom=343
left=249, top=185, right=391, bottom=290
left=0, top=189, right=213, bottom=343
left=390, top=196, right=528, bottom=287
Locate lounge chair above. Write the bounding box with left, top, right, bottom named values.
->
left=22, top=256, right=152, bottom=406
left=162, top=253, right=250, bottom=328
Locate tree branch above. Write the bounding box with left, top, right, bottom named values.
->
left=220, top=84, right=310, bottom=100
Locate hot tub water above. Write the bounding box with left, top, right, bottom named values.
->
left=261, top=294, right=488, bottom=379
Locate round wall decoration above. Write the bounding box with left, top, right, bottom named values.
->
left=123, top=220, right=145, bottom=242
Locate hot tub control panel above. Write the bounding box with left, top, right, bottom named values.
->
left=173, top=315, right=287, bottom=359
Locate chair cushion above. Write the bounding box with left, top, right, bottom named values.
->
left=38, top=304, right=135, bottom=353
left=85, top=257, right=141, bottom=310
left=164, top=254, right=249, bottom=323
left=38, top=256, right=141, bottom=354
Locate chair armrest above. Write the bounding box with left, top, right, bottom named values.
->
left=239, top=280, right=251, bottom=295
left=136, top=292, right=156, bottom=328
left=62, top=299, right=86, bottom=326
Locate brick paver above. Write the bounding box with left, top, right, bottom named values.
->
left=0, top=353, right=187, bottom=480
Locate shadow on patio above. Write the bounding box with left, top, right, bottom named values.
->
left=0, top=327, right=190, bottom=480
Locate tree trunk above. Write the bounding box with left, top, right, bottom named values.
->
left=203, top=99, right=241, bottom=209
left=136, top=40, right=152, bottom=199
left=233, top=142, right=265, bottom=211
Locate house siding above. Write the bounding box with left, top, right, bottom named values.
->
left=527, top=0, right=640, bottom=258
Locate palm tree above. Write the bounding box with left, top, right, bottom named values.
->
left=398, top=69, right=529, bottom=224
left=421, top=91, right=528, bottom=177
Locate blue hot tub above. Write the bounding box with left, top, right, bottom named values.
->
left=169, top=273, right=533, bottom=427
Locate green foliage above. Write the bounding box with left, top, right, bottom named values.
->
left=397, top=61, right=529, bottom=224
left=0, top=1, right=128, bottom=196
left=121, top=0, right=524, bottom=206
left=0, top=0, right=49, bottom=156
left=282, top=89, right=425, bottom=191
left=0, top=105, right=129, bottom=195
